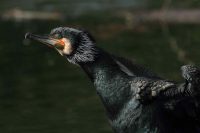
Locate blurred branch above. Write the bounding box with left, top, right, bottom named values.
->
left=162, top=27, right=193, bottom=64
left=121, top=9, right=200, bottom=25
left=1, top=8, right=63, bottom=21
left=120, top=8, right=195, bottom=64
left=160, top=0, right=193, bottom=65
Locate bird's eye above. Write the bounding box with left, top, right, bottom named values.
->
left=52, top=33, right=62, bottom=39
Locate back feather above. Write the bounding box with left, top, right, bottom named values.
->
left=112, top=55, right=160, bottom=79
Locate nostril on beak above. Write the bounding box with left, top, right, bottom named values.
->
left=25, top=32, right=31, bottom=39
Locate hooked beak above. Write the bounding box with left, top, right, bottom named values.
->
left=25, top=32, right=65, bottom=50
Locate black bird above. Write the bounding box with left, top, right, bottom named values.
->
left=25, top=27, right=200, bottom=133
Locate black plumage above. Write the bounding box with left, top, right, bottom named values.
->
left=26, top=27, right=200, bottom=133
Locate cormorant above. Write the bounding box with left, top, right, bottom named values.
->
left=25, top=27, right=200, bottom=133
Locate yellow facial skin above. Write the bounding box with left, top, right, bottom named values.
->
left=55, top=38, right=73, bottom=55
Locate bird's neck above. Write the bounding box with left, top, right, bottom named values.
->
left=79, top=50, right=120, bottom=81
left=79, top=49, right=131, bottom=120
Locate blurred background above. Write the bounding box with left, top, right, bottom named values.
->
left=1, top=0, right=200, bottom=133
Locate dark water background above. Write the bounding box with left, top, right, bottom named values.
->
left=1, top=0, right=200, bottom=133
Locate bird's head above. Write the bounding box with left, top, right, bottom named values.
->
left=25, top=27, right=98, bottom=64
